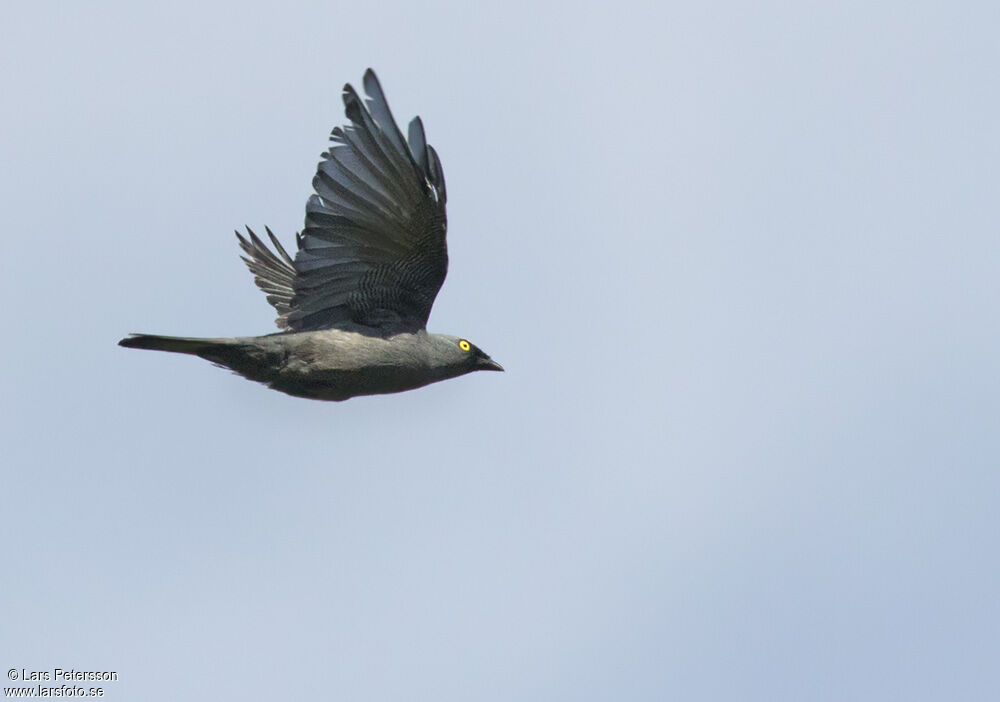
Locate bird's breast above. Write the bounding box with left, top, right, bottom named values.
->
left=264, top=330, right=436, bottom=400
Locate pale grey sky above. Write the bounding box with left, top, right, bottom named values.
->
left=2, top=1, right=999, bottom=700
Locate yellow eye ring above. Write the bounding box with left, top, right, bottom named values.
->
left=459, top=339, right=471, bottom=352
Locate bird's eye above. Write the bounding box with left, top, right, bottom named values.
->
left=459, top=339, right=471, bottom=352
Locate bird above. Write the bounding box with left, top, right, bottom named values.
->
left=119, top=69, right=503, bottom=401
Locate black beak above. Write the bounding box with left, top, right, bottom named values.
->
left=478, top=357, right=504, bottom=372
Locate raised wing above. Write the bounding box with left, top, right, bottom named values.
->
left=240, top=69, right=448, bottom=333
left=236, top=226, right=295, bottom=322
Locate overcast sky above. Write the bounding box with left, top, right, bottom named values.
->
left=2, top=1, right=999, bottom=700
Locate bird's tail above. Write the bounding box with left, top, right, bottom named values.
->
left=118, top=333, right=231, bottom=356
left=119, top=333, right=277, bottom=385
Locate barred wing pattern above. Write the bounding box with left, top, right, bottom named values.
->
left=239, top=69, right=448, bottom=333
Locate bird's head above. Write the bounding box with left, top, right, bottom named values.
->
left=429, top=334, right=504, bottom=375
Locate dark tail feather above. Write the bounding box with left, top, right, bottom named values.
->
left=118, top=334, right=228, bottom=355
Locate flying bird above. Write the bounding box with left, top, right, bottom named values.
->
left=120, top=69, right=502, bottom=401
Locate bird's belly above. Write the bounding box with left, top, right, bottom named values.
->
left=270, top=363, right=435, bottom=401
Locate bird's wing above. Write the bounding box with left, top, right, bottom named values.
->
left=239, top=69, right=448, bottom=332
left=236, top=226, right=296, bottom=322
